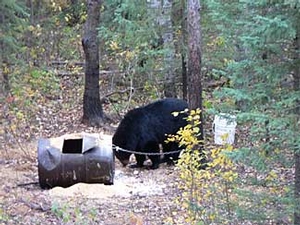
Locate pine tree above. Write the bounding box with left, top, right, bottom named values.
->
left=0, top=0, right=28, bottom=63
left=206, top=0, right=300, bottom=223
left=0, top=0, right=28, bottom=95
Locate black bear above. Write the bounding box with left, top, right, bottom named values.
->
left=112, top=98, right=188, bottom=169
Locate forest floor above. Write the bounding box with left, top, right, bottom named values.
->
left=1, top=74, right=206, bottom=225
left=0, top=139, right=189, bottom=225
left=2, top=72, right=293, bottom=225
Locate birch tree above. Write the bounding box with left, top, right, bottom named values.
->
left=147, top=0, right=177, bottom=97
left=162, top=0, right=176, bottom=97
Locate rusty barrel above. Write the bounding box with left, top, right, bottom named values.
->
left=38, top=133, right=114, bottom=189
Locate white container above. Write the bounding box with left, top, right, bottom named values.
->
left=213, top=114, right=237, bottom=145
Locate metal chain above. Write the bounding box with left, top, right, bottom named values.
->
left=112, top=144, right=182, bottom=156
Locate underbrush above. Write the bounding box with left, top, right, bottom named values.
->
left=167, top=109, right=294, bottom=225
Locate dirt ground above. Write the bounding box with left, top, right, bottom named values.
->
left=0, top=74, right=224, bottom=224
left=0, top=134, right=190, bottom=225
left=0, top=78, right=193, bottom=224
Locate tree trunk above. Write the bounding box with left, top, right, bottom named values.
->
left=82, top=0, right=104, bottom=126
left=182, top=54, right=187, bottom=100
left=187, top=0, right=204, bottom=140
left=162, top=0, right=176, bottom=98
left=148, top=0, right=176, bottom=97
left=296, top=150, right=300, bottom=225
left=180, top=0, right=187, bottom=100
left=294, top=23, right=300, bottom=225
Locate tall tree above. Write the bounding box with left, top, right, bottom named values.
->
left=294, top=17, right=300, bottom=225
left=180, top=0, right=188, bottom=101
left=162, top=0, right=177, bottom=98
left=146, top=0, right=177, bottom=98
left=82, top=0, right=105, bottom=126
left=187, top=0, right=204, bottom=140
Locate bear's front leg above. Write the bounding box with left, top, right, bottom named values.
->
left=148, top=155, right=161, bottom=169
left=129, top=154, right=146, bottom=168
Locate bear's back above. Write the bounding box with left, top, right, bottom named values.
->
left=138, top=98, right=188, bottom=141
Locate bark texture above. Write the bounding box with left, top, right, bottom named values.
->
left=82, top=0, right=104, bottom=126
left=187, top=0, right=203, bottom=140
left=180, top=0, right=187, bottom=100
left=148, top=0, right=177, bottom=98
left=294, top=21, right=300, bottom=225
left=162, top=0, right=176, bottom=98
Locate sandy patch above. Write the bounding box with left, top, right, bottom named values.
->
left=49, top=169, right=167, bottom=199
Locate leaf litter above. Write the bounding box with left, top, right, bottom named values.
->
left=0, top=75, right=190, bottom=225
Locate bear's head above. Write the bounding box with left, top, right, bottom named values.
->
left=112, top=108, right=142, bottom=166
left=112, top=145, right=131, bottom=166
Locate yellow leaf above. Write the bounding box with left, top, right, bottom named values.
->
left=192, top=114, right=200, bottom=120
left=192, top=127, right=200, bottom=133
left=28, top=25, right=35, bottom=31
left=172, top=111, right=179, bottom=117
left=109, top=41, right=120, bottom=50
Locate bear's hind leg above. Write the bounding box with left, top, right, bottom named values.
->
left=148, top=154, right=161, bottom=169
left=143, top=142, right=160, bottom=169
left=162, top=142, right=181, bottom=166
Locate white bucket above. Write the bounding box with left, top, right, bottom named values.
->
left=213, top=114, right=237, bottom=145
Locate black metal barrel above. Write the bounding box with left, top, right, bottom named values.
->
left=38, top=133, right=114, bottom=189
